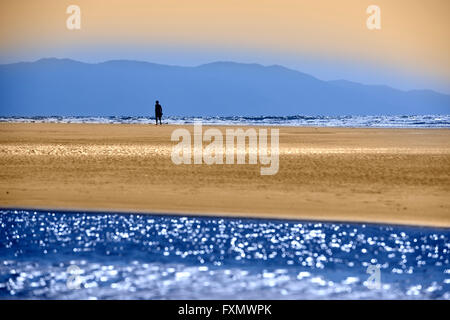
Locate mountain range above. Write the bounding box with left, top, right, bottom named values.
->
left=0, top=58, right=449, bottom=116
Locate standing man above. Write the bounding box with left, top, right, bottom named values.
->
left=155, top=100, right=163, bottom=125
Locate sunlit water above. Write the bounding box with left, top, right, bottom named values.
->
left=1, top=115, right=449, bottom=128
left=0, top=209, right=449, bottom=299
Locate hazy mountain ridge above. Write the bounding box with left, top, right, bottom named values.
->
left=0, top=58, right=448, bottom=116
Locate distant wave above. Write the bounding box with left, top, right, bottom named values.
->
left=1, top=115, right=449, bottom=128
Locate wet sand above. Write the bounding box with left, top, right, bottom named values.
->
left=0, top=123, right=449, bottom=227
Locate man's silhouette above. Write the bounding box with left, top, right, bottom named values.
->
left=155, top=100, right=163, bottom=125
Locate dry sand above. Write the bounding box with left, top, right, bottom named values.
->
left=0, top=123, right=449, bottom=227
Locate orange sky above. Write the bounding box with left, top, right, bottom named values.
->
left=1, top=0, right=449, bottom=92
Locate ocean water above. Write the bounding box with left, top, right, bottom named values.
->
left=1, top=115, right=449, bottom=128
left=0, top=209, right=448, bottom=300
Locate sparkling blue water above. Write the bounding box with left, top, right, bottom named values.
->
left=1, top=115, right=449, bottom=128
left=0, top=209, right=449, bottom=299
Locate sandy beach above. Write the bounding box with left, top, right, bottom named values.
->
left=0, top=123, right=449, bottom=227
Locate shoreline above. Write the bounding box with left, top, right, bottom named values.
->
left=1, top=114, right=449, bottom=130
left=1, top=123, right=449, bottom=228
left=2, top=206, right=450, bottom=230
